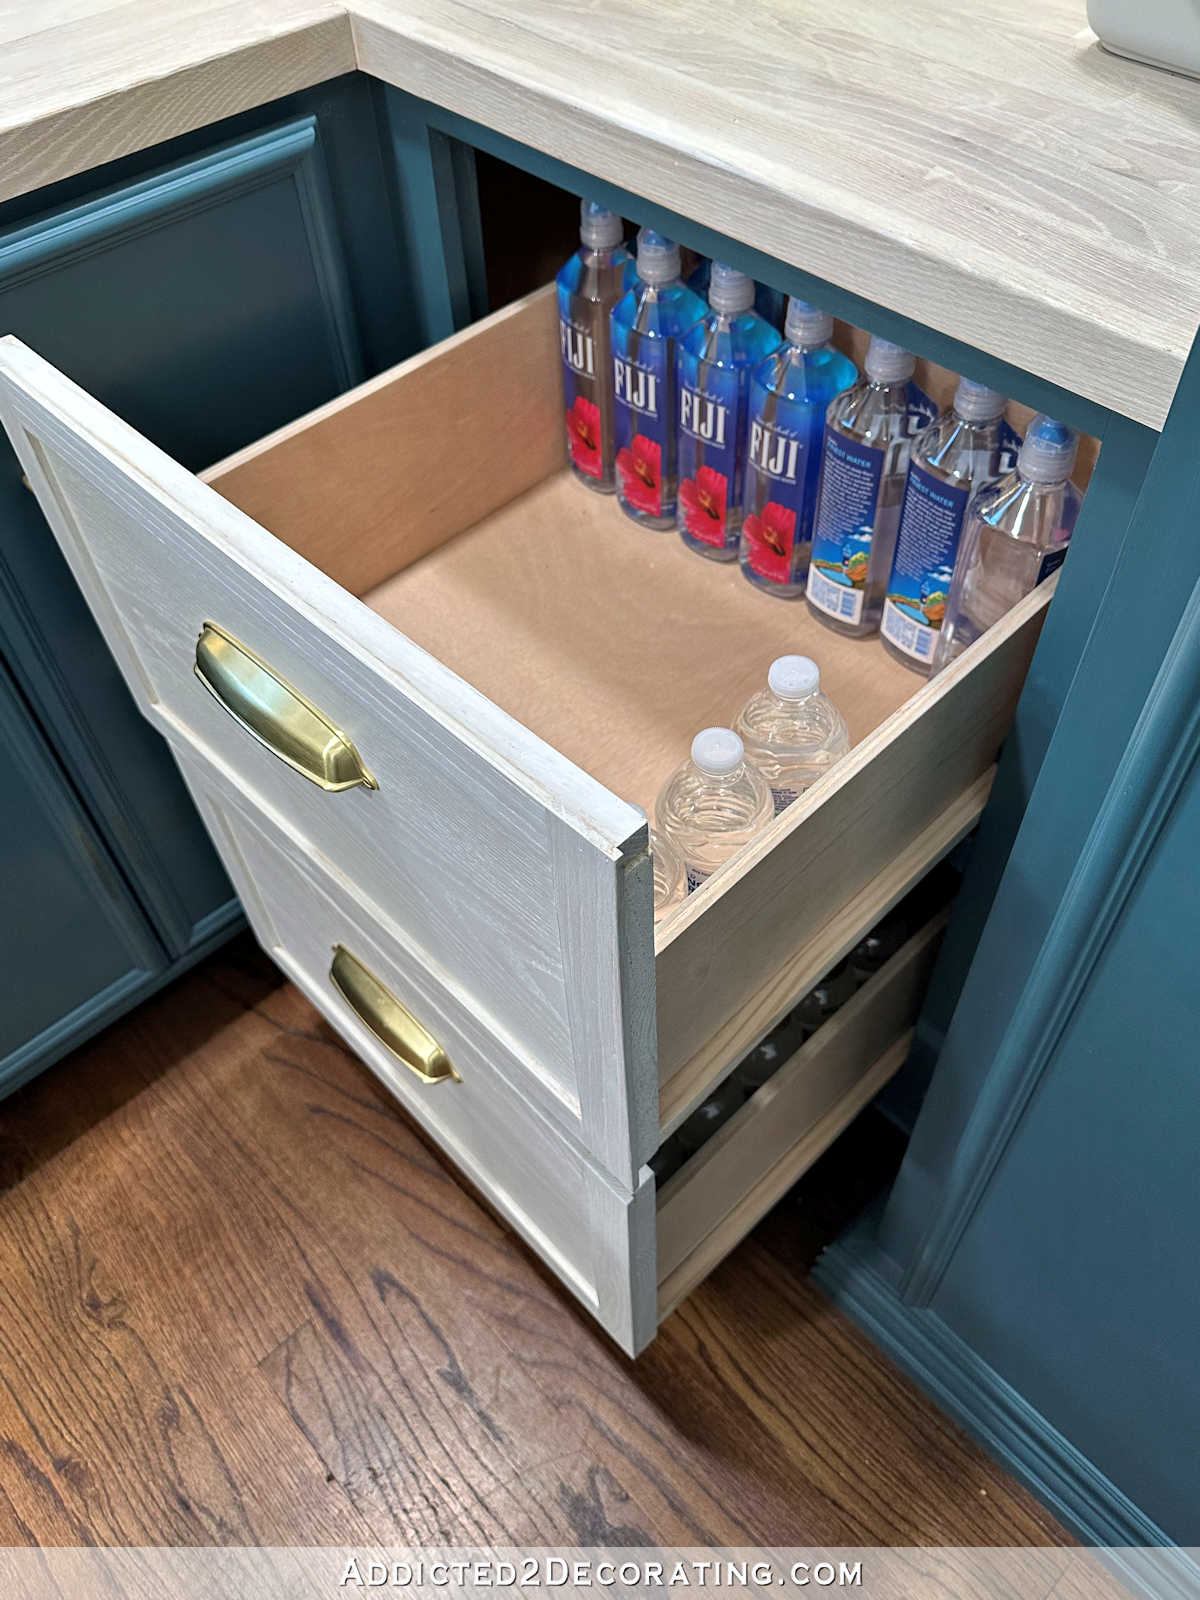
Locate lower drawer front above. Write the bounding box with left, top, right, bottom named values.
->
left=173, top=751, right=656, bottom=1355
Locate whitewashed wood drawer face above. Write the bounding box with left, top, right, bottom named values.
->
left=0, top=288, right=1048, bottom=1200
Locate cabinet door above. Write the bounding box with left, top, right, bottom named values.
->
left=0, top=661, right=164, bottom=1098
left=0, top=84, right=451, bottom=961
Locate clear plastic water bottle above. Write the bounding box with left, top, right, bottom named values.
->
left=656, top=727, right=774, bottom=893
left=611, top=230, right=707, bottom=529
left=807, top=337, right=936, bottom=638
left=847, top=906, right=911, bottom=985
left=880, top=377, right=1011, bottom=674
left=740, top=299, right=858, bottom=598
left=793, top=958, right=858, bottom=1031
left=650, top=828, right=685, bottom=917
left=676, top=1076, right=747, bottom=1155
left=932, top=415, right=1083, bottom=673
left=733, top=655, right=851, bottom=815
left=676, top=264, right=781, bottom=560
left=733, top=1033, right=787, bottom=1096
left=556, top=200, right=637, bottom=494
left=687, top=258, right=785, bottom=329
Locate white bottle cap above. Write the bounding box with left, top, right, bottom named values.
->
left=954, top=376, right=1007, bottom=422
left=1018, top=414, right=1079, bottom=484
left=865, top=336, right=915, bottom=384
left=708, top=262, right=755, bottom=314
left=768, top=655, right=821, bottom=700
left=784, top=298, right=834, bottom=348
left=691, top=727, right=744, bottom=776
left=636, top=227, right=682, bottom=285
left=580, top=199, right=623, bottom=249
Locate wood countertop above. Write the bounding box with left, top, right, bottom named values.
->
left=3, top=0, right=1198, bottom=428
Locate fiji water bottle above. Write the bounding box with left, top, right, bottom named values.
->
left=733, top=655, right=850, bottom=814
left=676, top=265, right=781, bottom=559
left=688, top=258, right=786, bottom=329
left=656, top=728, right=773, bottom=893
left=881, top=378, right=1013, bottom=673
left=806, top=337, right=937, bottom=637
left=740, top=299, right=858, bottom=598
left=932, top=415, right=1082, bottom=673
left=557, top=200, right=636, bottom=493
left=611, top=230, right=707, bottom=529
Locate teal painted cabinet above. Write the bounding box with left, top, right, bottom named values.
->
left=0, top=74, right=479, bottom=1092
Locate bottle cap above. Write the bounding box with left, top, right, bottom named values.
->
left=579, top=199, right=623, bottom=249
left=784, top=298, right=834, bottom=348
left=708, top=262, right=755, bottom=314
left=691, top=727, right=744, bottom=777
left=768, top=655, right=821, bottom=700
left=636, top=227, right=682, bottom=285
left=954, top=377, right=1007, bottom=422
left=1018, top=414, right=1078, bottom=484
left=865, top=336, right=915, bottom=384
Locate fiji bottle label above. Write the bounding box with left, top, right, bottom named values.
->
left=558, top=288, right=613, bottom=485
left=742, top=400, right=814, bottom=584
left=807, top=427, right=886, bottom=626
left=880, top=464, right=971, bottom=666
left=613, top=338, right=671, bottom=517
left=677, top=362, right=745, bottom=550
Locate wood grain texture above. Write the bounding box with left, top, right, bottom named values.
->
left=0, top=934, right=1071, bottom=1547
left=0, top=335, right=654, bottom=1190
left=203, top=286, right=565, bottom=599
left=1, top=0, right=1196, bottom=423
left=657, top=913, right=947, bottom=1290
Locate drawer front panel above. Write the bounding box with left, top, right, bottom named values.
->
left=0, top=335, right=657, bottom=1188
left=175, top=751, right=657, bottom=1356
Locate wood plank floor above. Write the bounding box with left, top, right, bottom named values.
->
left=0, top=935, right=1069, bottom=1548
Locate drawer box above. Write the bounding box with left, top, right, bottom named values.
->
left=177, top=745, right=945, bottom=1354
left=0, top=288, right=1045, bottom=1200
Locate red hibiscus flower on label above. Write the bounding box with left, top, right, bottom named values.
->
left=678, top=465, right=729, bottom=546
left=565, top=394, right=603, bottom=478
left=617, top=433, right=662, bottom=515
left=743, top=500, right=797, bottom=582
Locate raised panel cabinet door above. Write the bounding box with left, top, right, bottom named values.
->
left=0, top=89, right=435, bottom=963
left=0, top=659, right=164, bottom=1098
left=0, top=334, right=659, bottom=1191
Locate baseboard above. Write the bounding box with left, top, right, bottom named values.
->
left=814, top=1219, right=1199, bottom=1600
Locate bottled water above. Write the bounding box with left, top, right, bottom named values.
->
left=676, top=1076, right=747, bottom=1155
left=733, top=655, right=851, bottom=814
left=556, top=200, right=636, bottom=493
left=676, top=264, right=781, bottom=559
left=932, top=414, right=1083, bottom=673
left=611, top=230, right=707, bottom=529
left=792, top=958, right=858, bottom=1031
left=847, top=906, right=911, bottom=985
left=656, top=727, right=774, bottom=893
left=648, top=1135, right=686, bottom=1184
left=733, top=1033, right=786, bottom=1096
left=740, top=299, right=858, bottom=598
left=806, top=337, right=936, bottom=637
left=650, top=828, right=685, bottom=917
left=881, top=378, right=1013, bottom=673
left=687, top=258, right=785, bottom=328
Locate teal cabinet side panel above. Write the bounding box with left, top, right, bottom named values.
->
left=930, top=747, right=1200, bottom=1543
left=0, top=662, right=164, bottom=1098
left=0, top=76, right=455, bottom=967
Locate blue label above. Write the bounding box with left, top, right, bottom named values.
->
left=613, top=332, right=673, bottom=518
left=881, top=463, right=970, bottom=665
left=807, top=426, right=885, bottom=626
left=677, top=359, right=746, bottom=551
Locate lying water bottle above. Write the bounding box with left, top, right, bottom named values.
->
left=932, top=415, right=1082, bottom=673
left=881, top=377, right=1012, bottom=674
left=675, top=1076, right=747, bottom=1155
left=676, top=263, right=781, bottom=560
left=557, top=200, right=637, bottom=493
left=740, top=299, right=858, bottom=598
left=656, top=727, right=774, bottom=893
left=807, top=337, right=936, bottom=637
left=611, top=230, right=707, bottom=529
left=793, top=959, right=858, bottom=1031
left=734, top=655, right=851, bottom=814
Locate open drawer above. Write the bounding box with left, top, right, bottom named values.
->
left=173, top=744, right=944, bottom=1355
left=0, top=286, right=1051, bottom=1200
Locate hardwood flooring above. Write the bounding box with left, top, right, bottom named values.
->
left=0, top=935, right=1069, bottom=1548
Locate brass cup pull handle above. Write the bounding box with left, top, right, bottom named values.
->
left=330, top=944, right=459, bottom=1086
left=194, top=622, right=377, bottom=793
